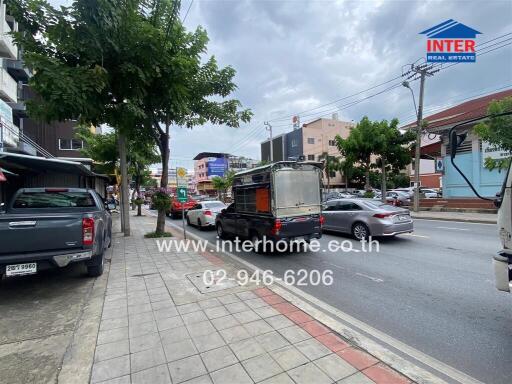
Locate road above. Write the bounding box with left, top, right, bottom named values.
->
left=167, top=214, right=512, bottom=384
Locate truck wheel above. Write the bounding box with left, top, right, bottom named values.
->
left=87, top=251, right=104, bottom=277
left=251, top=232, right=262, bottom=253
left=216, top=223, right=227, bottom=239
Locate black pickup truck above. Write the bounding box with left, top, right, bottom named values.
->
left=216, top=161, right=323, bottom=252
left=0, top=188, right=112, bottom=278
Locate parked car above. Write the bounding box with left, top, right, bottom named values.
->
left=323, top=191, right=354, bottom=201
left=187, top=200, right=226, bottom=228
left=421, top=188, right=441, bottom=198
left=322, top=198, right=413, bottom=240
left=167, top=197, right=197, bottom=219
left=0, top=188, right=112, bottom=278
left=387, top=191, right=412, bottom=205
left=216, top=161, right=323, bottom=251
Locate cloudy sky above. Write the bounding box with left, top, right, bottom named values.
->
left=50, top=0, right=512, bottom=170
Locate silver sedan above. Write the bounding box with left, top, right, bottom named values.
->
left=322, top=198, right=413, bottom=240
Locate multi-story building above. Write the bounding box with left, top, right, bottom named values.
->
left=261, top=116, right=355, bottom=187
left=0, top=2, right=106, bottom=203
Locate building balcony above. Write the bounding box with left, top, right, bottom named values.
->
left=0, top=4, right=17, bottom=59
left=1, top=58, right=30, bottom=82
left=0, top=67, right=17, bottom=102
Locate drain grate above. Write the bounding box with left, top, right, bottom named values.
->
left=187, top=270, right=239, bottom=293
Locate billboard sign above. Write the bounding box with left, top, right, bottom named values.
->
left=207, top=157, right=228, bottom=178
left=481, top=141, right=510, bottom=167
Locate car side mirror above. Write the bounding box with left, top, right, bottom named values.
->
left=495, top=192, right=503, bottom=208
left=450, top=130, right=468, bottom=160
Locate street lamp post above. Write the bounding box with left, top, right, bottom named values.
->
left=264, top=122, right=273, bottom=163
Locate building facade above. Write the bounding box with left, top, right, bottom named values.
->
left=410, top=89, right=512, bottom=197
left=261, top=117, right=355, bottom=187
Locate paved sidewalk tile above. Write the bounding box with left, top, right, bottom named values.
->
left=168, top=355, right=207, bottom=384
left=91, top=355, right=130, bottom=383
left=269, top=345, right=309, bottom=371
left=200, top=345, right=238, bottom=372
left=131, top=364, right=172, bottom=384
left=363, top=363, right=411, bottom=384
left=314, top=354, right=357, bottom=381
left=229, top=337, right=266, bottom=361
left=242, top=353, right=283, bottom=382
left=210, top=363, right=253, bottom=384
left=90, top=214, right=416, bottom=384
left=288, top=362, right=333, bottom=384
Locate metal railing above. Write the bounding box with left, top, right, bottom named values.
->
left=1, top=120, right=54, bottom=158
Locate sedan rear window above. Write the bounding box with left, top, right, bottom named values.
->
left=13, top=192, right=96, bottom=208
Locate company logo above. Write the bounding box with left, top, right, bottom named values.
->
left=420, top=19, right=481, bottom=63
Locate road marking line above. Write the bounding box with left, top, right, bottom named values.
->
left=414, top=218, right=496, bottom=226
left=436, top=226, right=469, bottom=231
left=355, top=272, right=384, bottom=282
left=402, top=233, right=430, bottom=238
left=163, top=215, right=482, bottom=384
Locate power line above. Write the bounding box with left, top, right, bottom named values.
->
left=182, top=0, right=193, bottom=22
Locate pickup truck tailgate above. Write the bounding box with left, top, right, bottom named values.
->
left=0, top=214, right=83, bottom=254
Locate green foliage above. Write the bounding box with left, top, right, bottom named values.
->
left=336, top=117, right=414, bottom=191
left=212, top=170, right=235, bottom=201
left=151, top=189, right=171, bottom=211
left=318, top=152, right=341, bottom=189
left=10, top=0, right=252, bottom=234
left=363, top=191, right=375, bottom=198
left=474, top=97, right=512, bottom=171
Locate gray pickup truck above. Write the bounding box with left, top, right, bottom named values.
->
left=0, top=188, right=112, bottom=278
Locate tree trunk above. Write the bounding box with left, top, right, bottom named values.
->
left=381, top=158, right=387, bottom=203
left=118, top=133, right=130, bottom=236
left=345, top=172, right=349, bottom=192
left=156, top=122, right=170, bottom=234
left=135, top=172, right=142, bottom=216
left=364, top=168, right=371, bottom=191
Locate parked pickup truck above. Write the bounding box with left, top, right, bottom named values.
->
left=0, top=188, right=112, bottom=279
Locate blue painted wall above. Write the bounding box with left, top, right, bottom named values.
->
left=443, top=149, right=506, bottom=197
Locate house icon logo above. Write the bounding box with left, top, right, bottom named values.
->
left=420, top=19, right=481, bottom=63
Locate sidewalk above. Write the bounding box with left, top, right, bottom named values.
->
left=411, top=210, right=497, bottom=224
left=89, top=213, right=420, bottom=384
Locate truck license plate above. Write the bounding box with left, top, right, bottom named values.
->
left=6, top=263, right=37, bottom=277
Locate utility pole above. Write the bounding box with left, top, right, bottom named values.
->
left=264, top=122, right=273, bottom=163
left=409, top=63, right=435, bottom=213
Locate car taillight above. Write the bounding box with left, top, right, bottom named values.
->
left=82, top=217, right=94, bottom=246
left=271, top=219, right=282, bottom=235
left=373, top=213, right=393, bottom=219
left=319, top=215, right=325, bottom=226
left=204, top=210, right=212, bottom=216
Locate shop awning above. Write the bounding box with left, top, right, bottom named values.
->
left=0, top=152, right=107, bottom=178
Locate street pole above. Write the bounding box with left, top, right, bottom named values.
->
left=408, top=63, right=435, bottom=213
left=265, top=122, right=273, bottom=163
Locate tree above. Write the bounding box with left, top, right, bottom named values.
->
left=77, top=127, right=159, bottom=215
left=10, top=0, right=252, bottom=236
left=318, top=152, right=341, bottom=190
left=339, top=156, right=356, bottom=192
left=132, top=1, right=252, bottom=234
left=474, top=97, right=512, bottom=171
left=373, top=119, right=415, bottom=202
left=335, top=117, right=380, bottom=191
left=212, top=170, right=235, bottom=202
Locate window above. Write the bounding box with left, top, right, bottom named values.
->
left=328, top=140, right=336, bottom=146
left=329, top=171, right=336, bottom=178
left=59, top=138, right=83, bottom=150
left=13, top=191, right=96, bottom=208
left=307, top=138, right=315, bottom=144
left=307, top=155, right=315, bottom=161
left=234, top=187, right=257, bottom=213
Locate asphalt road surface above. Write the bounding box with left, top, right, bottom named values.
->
left=167, top=214, right=512, bottom=384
